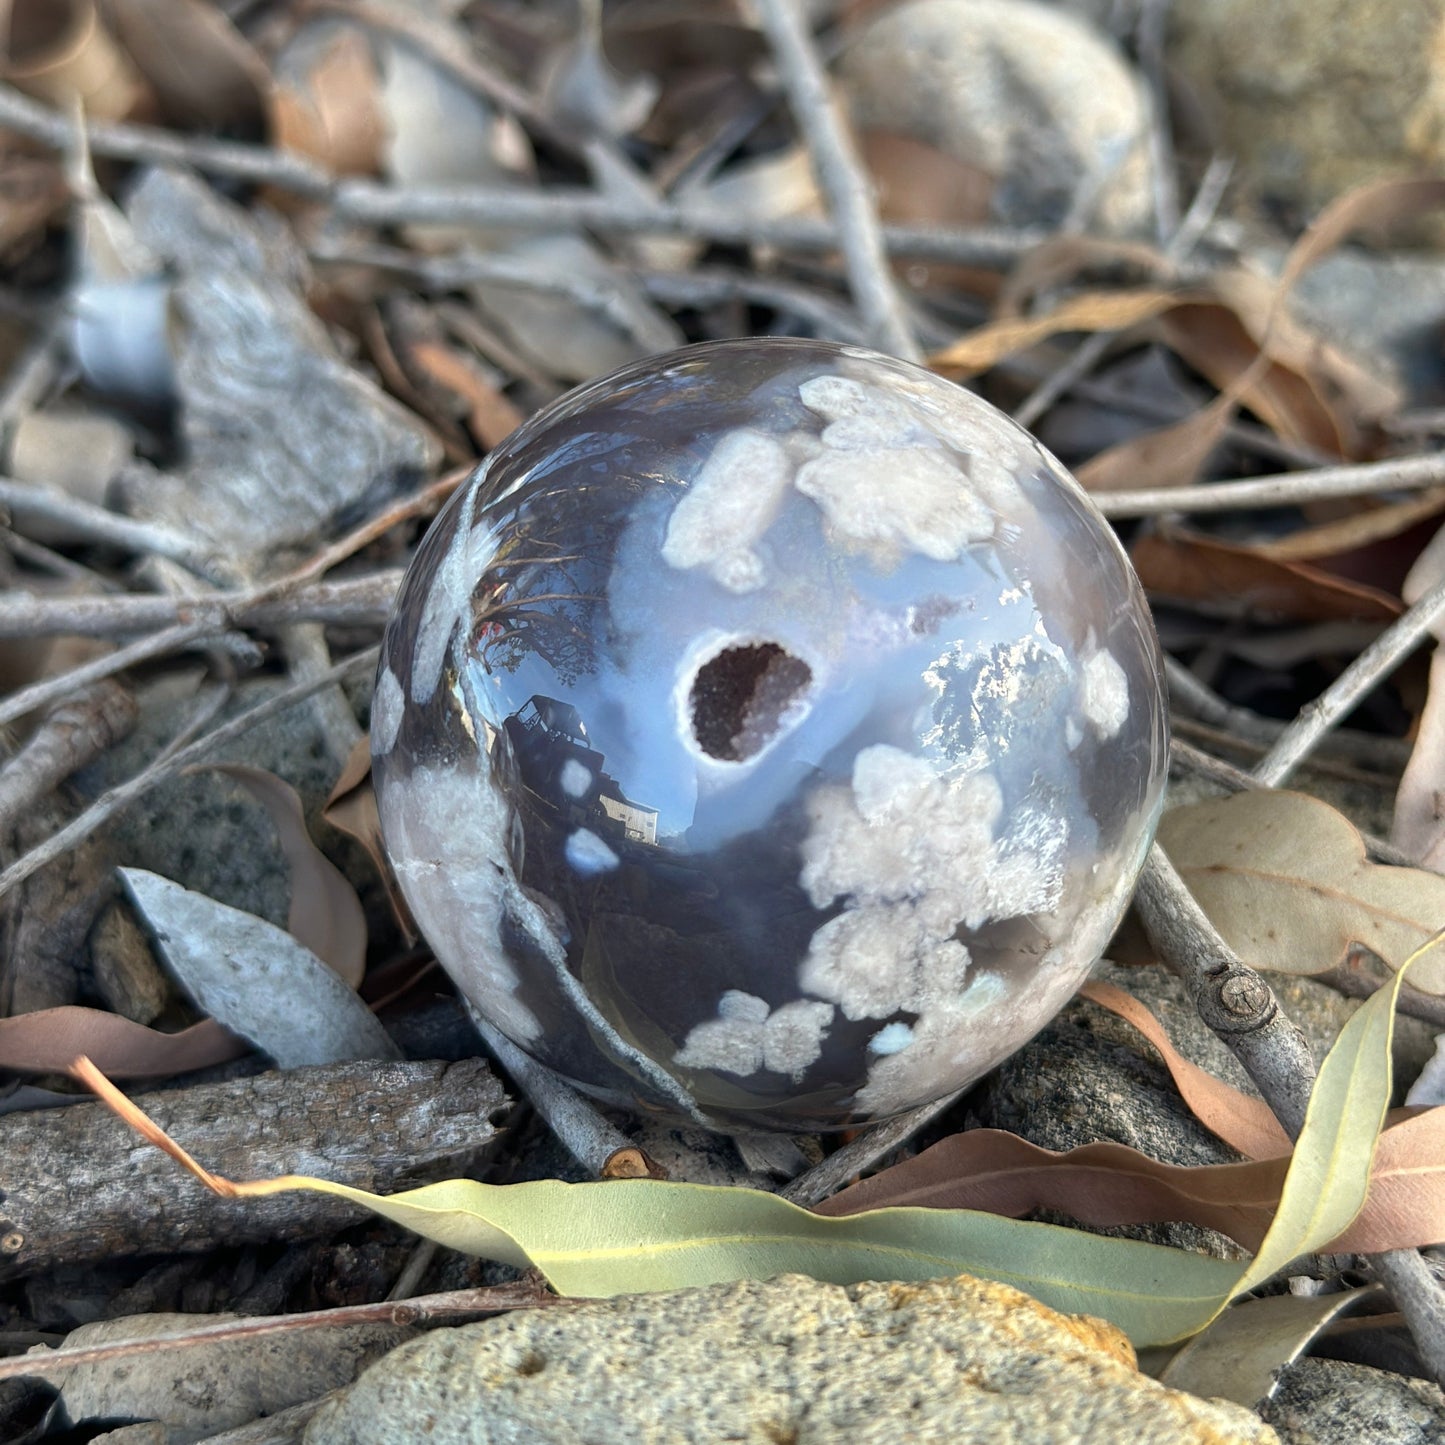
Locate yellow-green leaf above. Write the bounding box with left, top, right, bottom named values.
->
left=1158, top=790, right=1445, bottom=990
left=74, top=933, right=1434, bottom=1349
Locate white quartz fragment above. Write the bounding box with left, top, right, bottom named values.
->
left=661, top=427, right=793, bottom=592
left=675, top=991, right=834, bottom=1081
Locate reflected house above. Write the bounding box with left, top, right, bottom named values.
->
left=502, top=695, right=658, bottom=846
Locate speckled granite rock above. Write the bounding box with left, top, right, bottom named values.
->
left=1169, top=0, right=1445, bottom=226
left=1265, top=1358, right=1445, bottom=1444
left=304, top=1273, right=1278, bottom=1444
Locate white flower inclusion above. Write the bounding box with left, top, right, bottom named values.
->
left=661, top=428, right=793, bottom=593
left=796, top=746, right=1066, bottom=1025
left=674, top=991, right=834, bottom=1082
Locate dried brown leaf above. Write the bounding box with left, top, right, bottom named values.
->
left=929, top=288, right=1184, bottom=379
left=270, top=27, right=386, bottom=177
left=1392, top=521, right=1445, bottom=868
left=0, top=1008, right=242, bottom=1077
left=858, top=130, right=993, bottom=227
left=1079, top=979, right=1291, bottom=1159
left=323, top=735, right=415, bottom=943
left=1131, top=527, right=1403, bottom=624
left=104, top=0, right=269, bottom=135
left=1159, top=790, right=1445, bottom=991
left=198, top=765, right=367, bottom=989
left=408, top=339, right=526, bottom=450
left=817, top=1107, right=1445, bottom=1257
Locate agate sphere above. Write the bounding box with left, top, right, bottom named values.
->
left=372, top=338, right=1167, bottom=1131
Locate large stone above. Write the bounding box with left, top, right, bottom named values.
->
left=305, top=1273, right=1277, bottom=1444
left=1264, top=1357, right=1445, bottom=1444
left=1169, top=0, right=1445, bottom=226
left=42, top=1315, right=409, bottom=1445
left=837, top=0, right=1155, bottom=234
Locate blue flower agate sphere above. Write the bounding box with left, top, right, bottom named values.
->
left=372, top=338, right=1167, bottom=1131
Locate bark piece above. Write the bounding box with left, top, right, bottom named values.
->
left=0, top=1058, right=507, bottom=1281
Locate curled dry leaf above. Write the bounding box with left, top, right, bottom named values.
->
left=0, top=1008, right=242, bottom=1077
left=1153, top=1287, right=1381, bottom=1408
left=105, top=0, right=270, bottom=135
left=1159, top=790, right=1445, bottom=991
left=1132, top=527, right=1403, bottom=625
left=324, top=734, right=414, bottom=942
left=67, top=934, right=1432, bottom=1349
left=271, top=27, right=386, bottom=178
left=1079, top=979, right=1290, bottom=1159
left=1392, top=521, right=1445, bottom=871
left=196, top=765, right=367, bottom=988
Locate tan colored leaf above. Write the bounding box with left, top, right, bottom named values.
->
left=928, top=288, right=1184, bottom=379
left=1252, top=489, right=1445, bottom=564
left=270, top=27, right=386, bottom=177
left=0, top=1008, right=241, bottom=1077
left=1079, top=980, right=1290, bottom=1159
left=858, top=130, right=993, bottom=227
left=323, top=735, right=414, bottom=942
left=105, top=0, right=269, bottom=134
left=407, top=339, right=525, bottom=450
left=1131, top=528, right=1403, bottom=624
left=1159, top=790, right=1445, bottom=990
left=198, top=765, right=367, bottom=989
left=1075, top=394, right=1236, bottom=495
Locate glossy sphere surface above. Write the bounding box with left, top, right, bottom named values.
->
left=373, top=339, right=1167, bottom=1131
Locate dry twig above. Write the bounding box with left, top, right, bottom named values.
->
left=754, top=0, right=920, bottom=361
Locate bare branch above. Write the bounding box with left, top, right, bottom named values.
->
left=1095, top=452, right=1445, bottom=519
left=754, top=0, right=920, bottom=360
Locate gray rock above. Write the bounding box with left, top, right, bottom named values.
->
left=1273, top=246, right=1445, bottom=406
left=115, top=169, right=439, bottom=569
left=305, top=1273, right=1277, bottom=1444
left=1168, top=0, right=1445, bottom=227
left=977, top=958, right=1435, bottom=1254
left=1264, top=1357, right=1445, bottom=1445
left=87, top=673, right=362, bottom=933
left=42, top=1314, right=410, bottom=1445
left=838, top=0, right=1155, bottom=234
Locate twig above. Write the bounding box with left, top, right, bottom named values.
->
left=0, top=619, right=226, bottom=730
left=0, top=316, right=66, bottom=431
left=0, top=574, right=402, bottom=640
left=754, top=0, right=920, bottom=361
left=1165, top=656, right=1413, bottom=772
left=0, top=83, right=332, bottom=195
left=0, top=1281, right=573, bottom=1382
left=0, top=647, right=378, bottom=902
left=469, top=1011, right=661, bottom=1180
left=780, top=1090, right=965, bottom=1208
left=1095, top=452, right=1445, bottom=519
left=1253, top=569, right=1445, bottom=785
left=1134, top=848, right=1317, bottom=1134
left=0, top=681, right=136, bottom=827
left=0, top=83, right=1042, bottom=269
left=1136, top=847, right=1445, bottom=1384
left=0, top=476, right=223, bottom=580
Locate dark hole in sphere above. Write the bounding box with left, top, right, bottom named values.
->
left=690, top=642, right=813, bottom=761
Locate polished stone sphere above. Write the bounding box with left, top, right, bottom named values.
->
left=372, top=338, right=1168, bottom=1131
